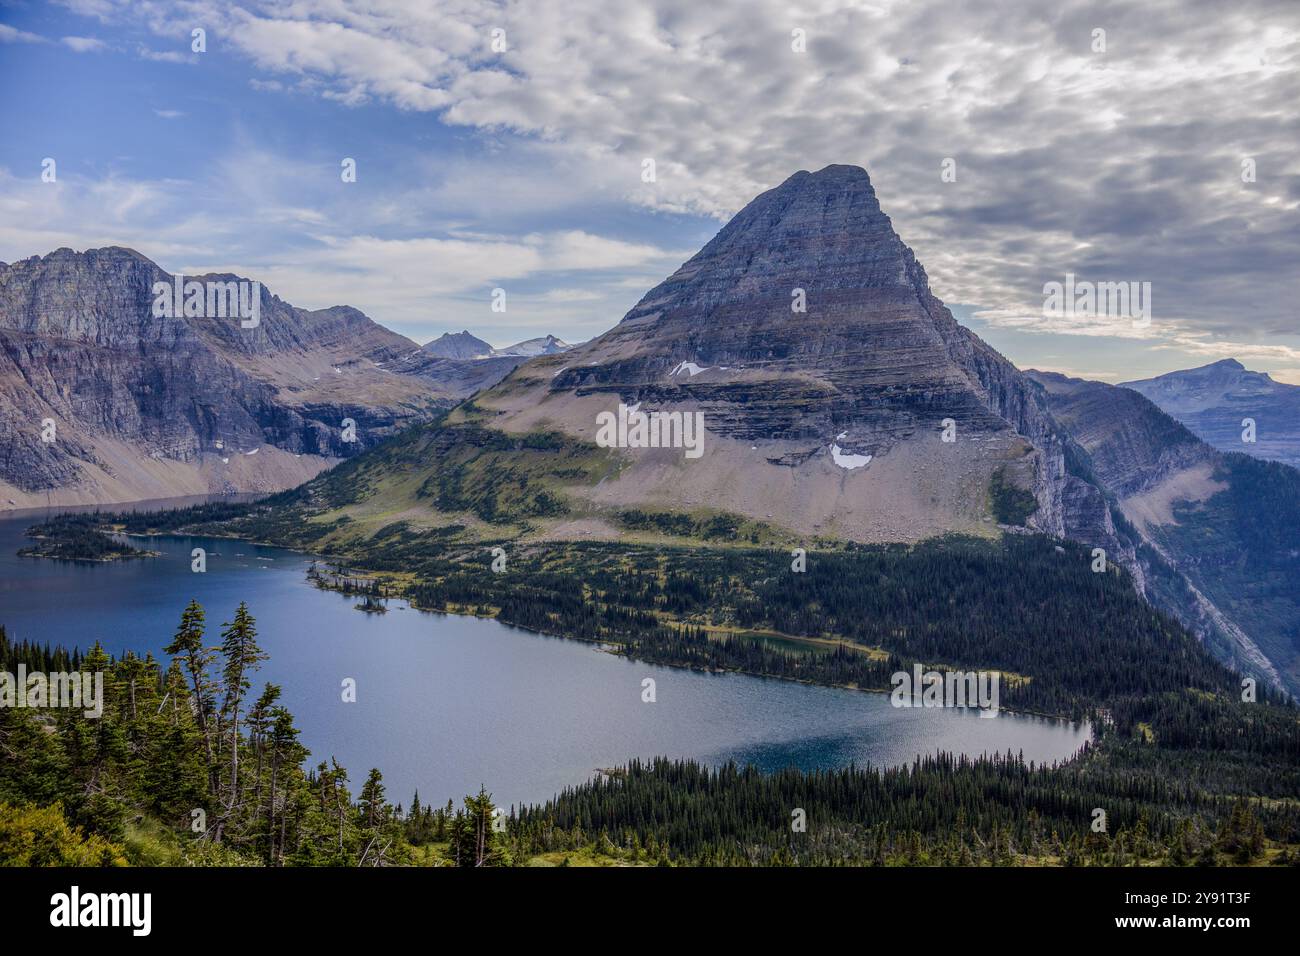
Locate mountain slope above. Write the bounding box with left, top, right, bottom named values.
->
left=0, top=248, right=482, bottom=508
left=472, top=165, right=1125, bottom=553
left=1122, top=359, right=1300, bottom=469
left=1028, top=370, right=1298, bottom=694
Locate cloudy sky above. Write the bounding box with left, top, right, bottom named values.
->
left=1, top=0, right=1298, bottom=382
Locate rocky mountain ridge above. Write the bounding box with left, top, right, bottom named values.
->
left=1122, top=359, right=1300, bottom=469
left=521, top=165, right=1131, bottom=563
left=0, top=248, right=514, bottom=508
left=422, top=330, right=574, bottom=360
left=421, top=330, right=494, bottom=359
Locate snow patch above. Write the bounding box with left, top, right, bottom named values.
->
left=670, top=361, right=731, bottom=377
left=830, top=444, right=871, bottom=469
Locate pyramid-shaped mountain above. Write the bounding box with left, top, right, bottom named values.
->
left=477, top=164, right=1114, bottom=548
left=557, top=165, right=1028, bottom=442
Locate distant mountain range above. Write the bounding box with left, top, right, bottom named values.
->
left=1122, top=359, right=1300, bottom=469
left=241, top=164, right=1299, bottom=696
left=0, top=248, right=564, bottom=509
left=422, top=331, right=574, bottom=360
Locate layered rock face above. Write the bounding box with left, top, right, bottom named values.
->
left=556, top=165, right=1017, bottom=443
left=540, top=165, right=1124, bottom=555
left=390, top=349, right=527, bottom=397
left=0, top=248, right=489, bottom=507
left=1029, top=372, right=1216, bottom=499
left=1122, top=360, right=1300, bottom=469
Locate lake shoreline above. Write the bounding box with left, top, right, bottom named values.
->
left=265, top=540, right=1092, bottom=734
left=0, top=503, right=1097, bottom=808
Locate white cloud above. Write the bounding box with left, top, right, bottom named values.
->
left=1161, top=334, right=1300, bottom=366
left=137, top=46, right=192, bottom=64
left=13, top=0, right=1300, bottom=357
left=72, top=0, right=1294, bottom=348
left=61, top=35, right=106, bottom=52
left=0, top=24, right=47, bottom=43
left=974, top=307, right=1163, bottom=341
left=205, top=230, right=683, bottom=325
left=0, top=164, right=683, bottom=335
left=536, top=288, right=604, bottom=303
left=53, top=0, right=118, bottom=18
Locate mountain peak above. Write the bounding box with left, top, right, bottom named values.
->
left=422, top=330, right=493, bottom=359
left=754, top=162, right=882, bottom=217
left=792, top=163, right=874, bottom=183
left=41, top=246, right=155, bottom=267
left=1123, top=357, right=1300, bottom=470
left=550, top=161, right=1034, bottom=472
left=491, top=334, right=573, bottom=357
left=606, top=162, right=910, bottom=341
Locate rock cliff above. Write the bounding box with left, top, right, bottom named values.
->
left=0, top=248, right=501, bottom=507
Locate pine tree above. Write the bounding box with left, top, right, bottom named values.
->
left=267, top=706, right=301, bottom=865
left=247, top=683, right=281, bottom=830
left=163, top=600, right=217, bottom=775
left=218, top=602, right=267, bottom=814
left=360, top=769, right=386, bottom=829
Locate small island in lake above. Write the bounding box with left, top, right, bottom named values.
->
left=353, top=595, right=389, bottom=614
left=18, top=513, right=159, bottom=562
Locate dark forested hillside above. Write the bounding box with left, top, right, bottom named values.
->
left=1029, top=369, right=1300, bottom=697
left=1148, top=454, right=1300, bottom=692
left=96, top=513, right=1274, bottom=717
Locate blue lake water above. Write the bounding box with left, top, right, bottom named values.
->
left=0, top=498, right=1090, bottom=808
